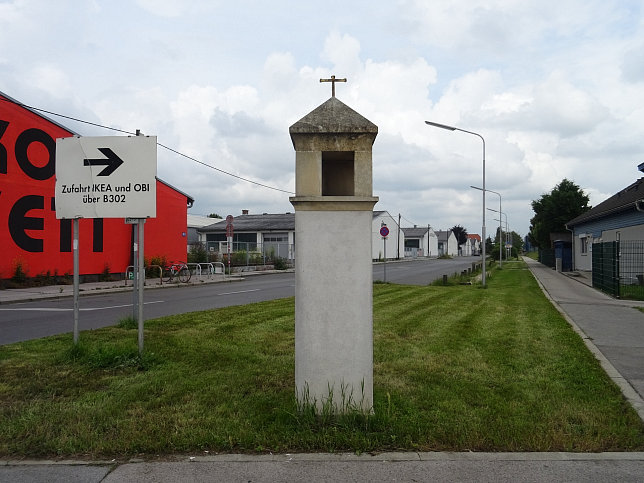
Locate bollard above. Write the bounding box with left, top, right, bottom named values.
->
left=442, top=274, right=448, bottom=285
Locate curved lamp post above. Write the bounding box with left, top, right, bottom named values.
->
left=472, top=186, right=502, bottom=268
left=426, top=121, right=486, bottom=287
left=488, top=207, right=508, bottom=259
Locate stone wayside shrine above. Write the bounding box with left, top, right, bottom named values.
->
left=289, top=78, right=378, bottom=413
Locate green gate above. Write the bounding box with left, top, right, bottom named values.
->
left=592, top=241, right=620, bottom=297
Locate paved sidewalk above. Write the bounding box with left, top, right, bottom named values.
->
left=0, top=273, right=252, bottom=305
left=2, top=259, right=644, bottom=482
left=3, top=452, right=644, bottom=483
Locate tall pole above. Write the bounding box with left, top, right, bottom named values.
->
left=398, top=213, right=401, bottom=260
left=471, top=186, right=501, bottom=268
left=73, top=218, right=80, bottom=345
left=138, top=219, right=145, bottom=354
left=426, top=121, right=486, bottom=287
left=488, top=208, right=508, bottom=260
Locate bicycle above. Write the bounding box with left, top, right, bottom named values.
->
left=162, top=261, right=191, bottom=283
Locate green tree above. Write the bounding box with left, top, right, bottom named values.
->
left=450, top=225, right=469, bottom=246
left=208, top=213, right=222, bottom=219
left=529, top=179, right=590, bottom=249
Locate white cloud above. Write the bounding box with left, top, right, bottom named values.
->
left=2, top=1, right=644, bottom=237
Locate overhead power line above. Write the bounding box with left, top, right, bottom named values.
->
left=0, top=96, right=295, bottom=195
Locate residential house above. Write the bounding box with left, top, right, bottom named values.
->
left=467, top=234, right=481, bottom=256
left=402, top=226, right=438, bottom=258
left=372, top=211, right=405, bottom=260
left=435, top=230, right=458, bottom=256
left=567, top=174, right=644, bottom=272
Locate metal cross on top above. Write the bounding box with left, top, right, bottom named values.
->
left=320, top=75, right=347, bottom=97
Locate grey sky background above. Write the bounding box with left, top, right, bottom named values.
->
left=2, top=0, right=643, bottom=237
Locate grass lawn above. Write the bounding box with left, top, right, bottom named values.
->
left=1, top=260, right=643, bottom=458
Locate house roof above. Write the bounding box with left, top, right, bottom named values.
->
left=468, top=234, right=481, bottom=242
left=435, top=230, right=453, bottom=241
left=200, top=213, right=295, bottom=232
left=289, top=97, right=378, bottom=136
left=567, top=177, right=644, bottom=226
left=187, top=214, right=215, bottom=228
left=402, top=227, right=428, bottom=237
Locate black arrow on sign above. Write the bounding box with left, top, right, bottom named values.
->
left=83, top=148, right=124, bottom=176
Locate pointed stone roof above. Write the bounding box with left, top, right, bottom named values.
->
left=289, top=97, right=377, bottom=135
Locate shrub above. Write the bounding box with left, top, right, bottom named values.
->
left=187, top=243, right=208, bottom=263
left=145, top=255, right=168, bottom=278
left=273, top=257, right=288, bottom=270
left=11, top=259, right=28, bottom=285
left=99, top=263, right=111, bottom=282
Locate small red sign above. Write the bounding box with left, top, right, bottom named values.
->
left=380, top=226, right=389, bottom=238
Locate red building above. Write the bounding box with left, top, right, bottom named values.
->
left=1, top=92, right=193, bottom=279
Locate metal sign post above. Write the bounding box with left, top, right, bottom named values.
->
left=137, top=219, right=145, bottom=354
left=72, top=218, right=80, bottom=344
left=132, top=220, right=139, bottom=322
left=380, top=223, right=389, bottom=283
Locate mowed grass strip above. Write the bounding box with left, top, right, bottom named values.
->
left=1, top=260, right=643, bottom=457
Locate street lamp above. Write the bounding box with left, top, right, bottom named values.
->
left=426, top=121, right=486, bottom=286
left=488, top=207, right=508, bottom=260
left=472, top=186, right=502, bottom=268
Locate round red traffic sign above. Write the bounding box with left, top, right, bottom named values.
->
left=380, top=225, right=389, bottom=237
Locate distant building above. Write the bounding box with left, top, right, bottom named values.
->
left=372, top=211, right=405, bottom=260
left=435, top=230, right=458, bottom=256
left=402, top=226, right=438, bottom=258
left=198, top=212, right=295, bottom=260
left=567, top=175, right=644, bottom=271
left=467, top=234, right=481, bottom=256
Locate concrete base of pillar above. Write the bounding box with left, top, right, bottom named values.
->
left=294, top=209, right=374, bottom=413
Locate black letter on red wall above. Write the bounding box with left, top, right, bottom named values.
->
left=9, top=195, right=44, bottom=252
left=15, top=128, right=55, bottom=180
left=0, top=120, right=8, bottom=174
left=93, top=218, right=104, bottom=252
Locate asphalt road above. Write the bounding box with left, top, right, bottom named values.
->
left=0, top=258, right=479, bottom=345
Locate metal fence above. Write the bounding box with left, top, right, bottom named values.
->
left=592, top=240, right=644, bottom=300
left=204, top=241, right=294, bottom=267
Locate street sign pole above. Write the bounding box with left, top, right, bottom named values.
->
left=132, top=221, right=139, bottom=322
left=380, top=223, right=389, bottom=283
left=138, top=219, right=145, bottom=354
left=383, top=236, right=387, bottom=283
left=73, top=218, right=80, bottom=345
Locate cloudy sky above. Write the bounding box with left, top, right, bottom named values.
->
left=2, top=0, right=643, bottom=237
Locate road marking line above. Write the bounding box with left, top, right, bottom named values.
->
left=218, top=289, right=261, bottom=296
left=0, top=301, right=164, bottom=312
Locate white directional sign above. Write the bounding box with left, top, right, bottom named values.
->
left=55, top=135, right=157, bottom=219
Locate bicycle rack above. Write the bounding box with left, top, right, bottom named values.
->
left=187, top=262, right=226, bottom=279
